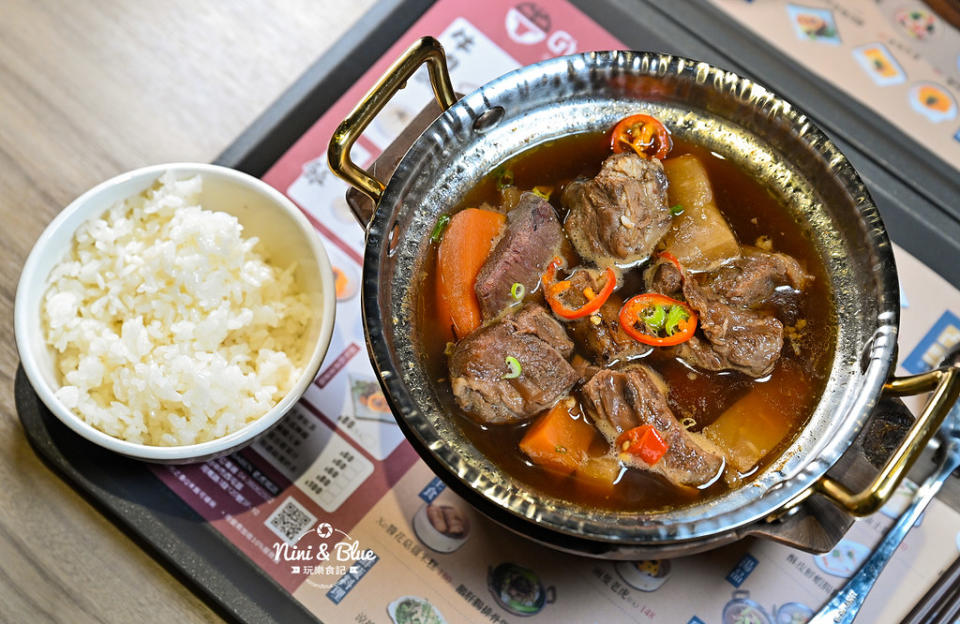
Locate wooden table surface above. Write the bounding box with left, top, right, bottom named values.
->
left=0, top=2, right=371, bottom=621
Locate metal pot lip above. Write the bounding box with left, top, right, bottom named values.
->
left=361, top=49, right=899, bottom=546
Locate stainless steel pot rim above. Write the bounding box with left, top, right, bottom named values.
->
left=361, top=49, right=899, bottom=546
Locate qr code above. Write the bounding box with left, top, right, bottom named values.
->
left=265, top=496, right=317, bottom=545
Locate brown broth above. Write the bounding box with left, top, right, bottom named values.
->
left=417, top=132, right=836, bottom=511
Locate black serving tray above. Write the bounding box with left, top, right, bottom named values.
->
left=17, top=1, right=960, bottom=622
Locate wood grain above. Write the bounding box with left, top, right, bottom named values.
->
left=0, top=1, right=372, bottom=621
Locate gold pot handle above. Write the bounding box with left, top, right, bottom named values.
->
left=328, top=36, right=457, bottom=205
left=811, top=365, right=960, bottom=516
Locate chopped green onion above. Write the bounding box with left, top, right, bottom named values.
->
left=510, top=282, right=526, bottom=301
left=670, top=204, right=684, bottom=216
left=503, top=356, right=522, bottom=379
left=444, top=341, right=456, bottom=356
left=664, top=304, right=690, bottom=336
left=430, top=215, right=451, bottom=243
left=642, top=304, right=667, bottom=332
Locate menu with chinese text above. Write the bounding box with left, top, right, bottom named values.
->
left=711, top=0, right=960, bottom=173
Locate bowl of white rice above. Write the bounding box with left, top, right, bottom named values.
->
left=15, top=163, right=336, bottom=462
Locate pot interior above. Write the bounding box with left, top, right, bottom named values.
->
left=361, top=51, right=898, bottom=547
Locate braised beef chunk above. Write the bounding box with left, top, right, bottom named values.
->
left=475, top=192, right=564, bottom=319
left=703, top=247, right=810, bottom=305
left=581, top=366, right=724, bottom=488
left=450, top=305, right=578, bottom=425
left=647, top=249, right=812, bottom=378
left=562, top=153, right=671, bottom=266
left=571, top=296, right=652, bottom=366
left=510, top=301, right=574, bottom=356
left=647, top=260, right=683, bottom=296
left=571, top=354, right=601, bottom=384
left=673, top=314, right=784, bottom=378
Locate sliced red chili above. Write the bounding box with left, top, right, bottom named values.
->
left=541, top=257, right=617, bottom=320
left=617, top=425, right=669, bottom=465
left=618, top=292, right=697, bottom=346
left=610, top=114, right=673, bottom=160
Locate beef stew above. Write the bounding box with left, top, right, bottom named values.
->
left=418, top=122, right=835, bottom=511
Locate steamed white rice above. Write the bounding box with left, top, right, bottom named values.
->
left=42, top=172, right=312, bottom=446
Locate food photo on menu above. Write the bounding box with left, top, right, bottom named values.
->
left=7, top=1, right=960, bottom=624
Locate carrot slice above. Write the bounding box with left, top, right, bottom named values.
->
left=519, top=401, right=597, bottom=475
left=436, top=208, right=506, bottom=339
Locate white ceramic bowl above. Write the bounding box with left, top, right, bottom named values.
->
left=14, top=163, right=336, bottom=462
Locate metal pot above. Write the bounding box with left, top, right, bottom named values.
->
left=329, top=37, right=960, bottom=558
